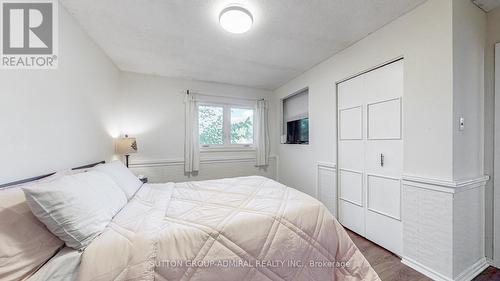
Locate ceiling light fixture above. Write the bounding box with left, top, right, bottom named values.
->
left=219, top=6, right=253, bottom=34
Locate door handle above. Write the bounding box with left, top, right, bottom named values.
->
left=380, top=154, right=384, bottom=167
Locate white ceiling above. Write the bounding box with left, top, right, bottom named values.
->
left=472, top=0, right=500, bottom=12
left=60, top=0, right=426, bottom=90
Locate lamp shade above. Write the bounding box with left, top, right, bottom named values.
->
left=115, top=137, right=137, bottom=155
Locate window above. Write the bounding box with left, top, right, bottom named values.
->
left=199, top=103, right=254, bottom=149
left=231, top=107, right=254, bottom=144
left=198, top=105, right=224, bottom=145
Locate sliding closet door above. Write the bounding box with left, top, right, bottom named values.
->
left=337, top=60, right=403, bottom=256
left=338, top=75, right=366, bottom=236
left=363, top=61, right=403, bottom=255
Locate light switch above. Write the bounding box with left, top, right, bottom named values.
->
left=459, top=117, right=465, bottom=131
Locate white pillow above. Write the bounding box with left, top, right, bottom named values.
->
left=92, top=161, right=143, bottom=199
left=0, top=173, right=64, bottom=281
left=23, top=171, right=127, bottom=250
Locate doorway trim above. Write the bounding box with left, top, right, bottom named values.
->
left=494, top=43, right=500, bottom=268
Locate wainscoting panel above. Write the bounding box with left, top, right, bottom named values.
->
left=453, top=186, right=487, bottom=280
left=401, top=175, right=489, bottom=281
left=402, top=182, right=455, bottom=279
left=129, top=156, right=277, bottom=183
left=316, top=162, right=336, bottom=217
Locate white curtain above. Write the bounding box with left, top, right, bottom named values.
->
left=184, top=91, right=200, bottom=174
left=255, top=99, right=270, bottom=166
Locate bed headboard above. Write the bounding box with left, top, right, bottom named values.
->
left=0, top=161, right=105, bottom=189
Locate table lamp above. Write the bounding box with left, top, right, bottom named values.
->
left=115, top=135, right=137, bottom=168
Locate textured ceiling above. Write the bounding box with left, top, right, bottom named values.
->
left=60, top=0, right=426, bottom=90
left=472, top=0, right=500, bottom=12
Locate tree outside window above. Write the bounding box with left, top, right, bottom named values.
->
left=198, top=104, right=254, bottom=147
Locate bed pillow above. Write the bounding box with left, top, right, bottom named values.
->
left=0, top=174, right=64, bottom=281
left=23, top=171, right=127, bottom=250
left=92, top=160, right=143, bottom=199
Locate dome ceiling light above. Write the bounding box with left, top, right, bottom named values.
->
left=219, top=6, right=253, bottom=34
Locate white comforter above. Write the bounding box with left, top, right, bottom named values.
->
left=79, top=176, right=379, bottom=281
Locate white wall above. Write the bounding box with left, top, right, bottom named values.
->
left=451, top=0, right=487, bottom=274
left=0, top=6, right=120, bottom=184
left=452, top=0, right=486, bottom=181
left=273, top=0, right=454, bottom=196
left=485, top=6, right=500, bottom=264
left=117, top=72, right=277, bottom=182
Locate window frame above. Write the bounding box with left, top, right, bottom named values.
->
left=198, top=102, right=256, bottom=152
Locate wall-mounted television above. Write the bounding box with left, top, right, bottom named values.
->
left=286, top=118, right=309, bottom=144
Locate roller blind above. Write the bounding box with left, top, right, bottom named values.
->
left=283, top=89, right=308, bottom=122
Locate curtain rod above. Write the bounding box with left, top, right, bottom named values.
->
left=186, top=90, right=265, bottom=101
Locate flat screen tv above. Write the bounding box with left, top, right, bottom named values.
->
left=286, top=118, right=309, bottom=144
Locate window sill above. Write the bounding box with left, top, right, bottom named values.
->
left=200, top=146, right=256, bottom=153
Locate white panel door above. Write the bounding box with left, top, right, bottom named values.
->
left=337, top=60, right=403, bottom=256
left=338, top=75, right=366, bottom=236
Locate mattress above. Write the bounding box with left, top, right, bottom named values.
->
left=78, top=176, right=379, bottom=280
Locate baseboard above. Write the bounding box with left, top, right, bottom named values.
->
left=490, top=258, right=500, bottom=269
left=402, top=257, right=488, bottom=281
left=401, top=257, right=451, bottom=281
left=454, top=258, right=489, bottom=281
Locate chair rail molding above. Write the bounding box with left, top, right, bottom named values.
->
left=317, top=161, right=336, bottom=170
left=402, top=174, right=489, bottom=193
left=129, top=155, right=277, bottom=168
left=128, top=155, right=278, bottom=183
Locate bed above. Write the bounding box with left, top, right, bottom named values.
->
left=0, top=161, right=379, bottom=281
